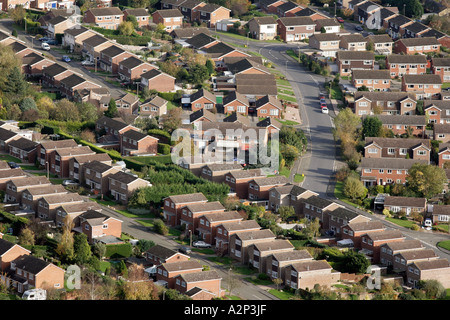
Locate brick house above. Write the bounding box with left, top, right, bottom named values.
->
left=96, top=116, right=138, bottom=147
left=229, top=229, right=276, bottom=264
left=21, top=53, right=55, bottom=77
left=360, top=158, right=428, bottom=187
left=163, top=193, right=208, bottom=227
left=223, top=91, right=249, bottom=115
left=434, top=124, right=450, bottom=143
left=144, top=244, right=190, bottom=266
left=438, top=144, right=450, bottom=168
left=81, top=34, right=114, bottom=62
left=327, top=207, right=370, bottom=237
left=260, top=0, right=286, bottom=15
left=55, top=202, right=103, bottom=228
left=364, top=137, right=431, bottom=162
left=114, top=93, right=140, bottom=115
left=226, top=57, right=270, bottom=76
left=383, top=14, right=412, bottom=39
left=46, top=15, right=74, bottom=39
left=429, top=205, right=450, bottom=224
left=284, top=260, right=339, bottom=290
left=0, top=169, right=27, bottom=191
left=75, top=210, right=123, bottom=244
left=302, top=195, right=342, bottom=227
left=118, top=56, right=156, bottom=82
left=49, top=146, right=96, bottom=178
left=224, top=168, right=266, bottom=199
left=37, top=139, right=78, bottom=168
left=83, top=7, right=124, bottom=30
left=393, top=249, right=439, bottom=273
left=193, top=3, right=230, bottom=27
left=0, top=127, right=20, bottom=152
left=63, top=26, right=96, bottom=53
left=401, top=74, right=442, bottom=100
left=406, top=259, right=450, bottom=289
left=341, top=220, right=385, bottom=249
left=203, top=42, right=251, bottom=66
left=8, top=41, right=37, bottom=59
left=68, top=152, right=113, bottom=183
left=308, top=33, right=340, bottom=58
left=353, top=91, right=417, bottom=117
left=5, top=176, right=51, bottom=204
left=247, top=240, right=294, bottom=274
left=139, top=96, right=168, bottom=118
left=336, top=50, right=375, bottom=76
left=8, top=138, right=39, bottom=164
left=185, top=32, right=219, bottom=49
left=108, top=171, right=152, bottom=204
left=276, top=16, right=316, bottom=42
left=399, top=21, right=430, bottom=39
left=170, top=27, right=210, bottom=39
left=41, top=63, right=74, bottom=88
left=214, top=220, right=261, bottom=253
left=139, top=69, right=176, bottom=92
left=294, top=6, right=328, bottom=20
left=383, top=196, right=427, bottom=216
left=386, top=54, right=427, bottom=79
left=247, top=16, right=278, bottom=40
left=276, top=1, right=302, bottom=17
left=371, top=115, right=426, bottom=137
left=82, top=160, right=120, bottom=196
left=189, top=89, right=216, bottom=112
left=431, top=57, right=450, bottom=82
left=20, top=185, right=68, bottom=213
left=99, top=45, right=135, bottom=74
left=152, top=9, right=183, bottom=31
left=339, top=33, right=367, bottom=51
left=268, top=184, right=318, bottom=217
left=248, top=176, right=290, bottom=203
left=200, top=163, right=243, bottom=184
left=173, top=270, right=224, bottom=299
left=196, top=211, right=243, bottom=245
left=59, top=73, right=101, bottom=99
left=255, top=95, right=283, bottom=118
left=379, top=239, right=424, bottom=267
left=123, top=8, right=149, bottom=28
left=176, top=0, right=206, bottom=22
left=120, top=130, right=158, bottom=156
left=179, top=201, right=225, bottom=233
left=393, top=37, right=441, bottom=55
left=352, top=69, right=391, bottom=91
left=315, top=17, right=340, bottom=33
left=0, top=239, right=30, bottom=272
left=36, top=193, right=84, bottom=222
left=360, top=230, right=405, bottom=263
left=366, top=34, right=393, bottom=55
left=419, top=29, right=450, bottom=48
left=265, top=250, right=313, bottom=282
left=156, top=260, right=203, bottom=289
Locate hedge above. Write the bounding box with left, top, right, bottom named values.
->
left=105, top=243, right=133, bottom=258
left=148, top=129, right=172, bottom=145
left=157, top=143, right=171, bottom=155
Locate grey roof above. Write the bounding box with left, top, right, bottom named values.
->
left=42, top=63, right=68, bottom=77
left=101, top=45, right=126, bottom=58
left=316, top=17, right=340, bottom=26
left=64, top=25, right=90, bottom=37
left=431, top=205, right=450, bottom=215
left=310, top=33, right=340, bottom=42
left=360, top=157, right=427, bottom=169
left=204, top=163, right=243, bottom=172
left=252, top=239, right=294, bottom=252
left=185, top=32, right=218, bottom=48
left=433, top=123, right=450, bottom=134
left=154, top=8, right=183, bottom=18
left=271, top=249, right=312, bottom=262
left=119, top=56, right=146, bottom=70
left=402, top=21, right=429, bottom=34
left=337, top=50, right=375, bottom=60
left=364, top=230, right=404, bottom=241
left=352, top=69, right=390, bottom=80
left=381, top=239, right=423, bottom=251
left=83, top=34, right=110, bottom=47
left=87, top=7, right=124, bottom=16
left=249, top=16, right=277, bottom=25
left=384, top=196, right=426, bottom=208
left=371, top=115, right=426, bottom=125
left=386, top=54, right=427, bottom=64
left=235, top=228, right=275, bottom=241
left=197, top=3, right=228, bottom=13
left=83, top=160, right=115, bottom=173
left=141, top=69, right=170, bottom=80
left=123, top=8, right=149, bottom=16
left=277, top=16, right=315, bottom=27
left=354, top=91, right=416, bottom=103
left=304, top=195, right=337, bottom=209
left=8, top=137, right=38, bottom=152
left=47, top=15, right=68, bottom=26
left=223, top=91, right=249, bottom=106
left=295, top=7, right=325, bottom=17
left=24, top=184, right=67, bottom=196
left=387, top=15, right=411, bottom=27
left=420, top=28, right=447, bottom=39
left=346, top=220, right=385, bottom=232
left=365, top=137, right=430, bottom=150
left=109, top=171, right=140, bottom=185
left=328, top=207, right=360, bottom=221
left=59, top=73, right=86, bottom=88
left=179, top=270, right=221, bottom=282
left=58, top=202, right=102, bottom=214
left=251, top=175, right=289, bottom=187
left=235, top=73, right=278, bottom=96
left=227, top=58, right=269, bottom=75
left=202, top=42, right=236, bottom=58
left=200, top=211, right=242, bottom=223
left=185, top=201, right=225, bottom=213
left=277, top=1, right=299, bottom=13
left=432, top=58, right=450, bottom=67
left=220, top=219, right=261, bottom=232
left=397, top=36, right=440, bottom=47
left=97, top=116, right=129, bottom=131
left=0, top=168, right=25, bottom=179
left=179, top=0, right=205, bottom=9
left=257, top=117, right=282, bottom=130
left=190, top=88, right=216, bottom=103
left=356, top=0, right=381, bottom=11
left=145, top=244, right=179, bottom=259
left=291, top=260, right=331, bottom=272
left=170, top=27, right=210, bottom=39
left=403, top=74, right=442, bottom=84
left=0, top=239, right=18, bottom=256
left=122, top=129, right=156, bottom=142
left=379, top=7, right=397, bottom=20
left=162, top=260, right=203, bottom=272
left=223, top=112, right=251, bottom=126
left=41, top=193, right=83, bottom=204
left=165, top=192, right=207, bottom=204
left=0, top=127, right=18, bottom=141
left=340, top=33, right=366, bottom=43
left=12, top=255, right=51, bottom=274
left=229, top=168, right=265, bottom=179
left=40, top=139, right=78, bottom=150
left=189, top=108, right=217, bottom=123
left=8, top=175, right=50, bottom=188
left=366, top=34, right=393, bottom=43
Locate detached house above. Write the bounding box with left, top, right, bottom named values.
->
left=120, top=130, right=158, bottom=156
left=75, top=210, right=123, bottom=244
left=193, top=3, right=230, bottom=27
left=139, top=69, right=176, bottom=93
left=308, top=33, right=340, bottom=58
left=123, top=8, right=150, bottom=28
left=222, top=91, right=249, bottom=115
left=139, top=96, right=168, bottom=118
left=152, top=9, right=183, bottom=31
left=189, top=89, right=217, bottom=112
left=108, top=171, right=152, bottom=204
left=383, top=196, right=427, bottom=216
left=83, top=7, right=124, bottom=30
left=276, top=16, right=316, bottom=42
left=247, top=16, right=278, bottom=40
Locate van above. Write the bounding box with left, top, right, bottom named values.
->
left=41, top=42, right=50, bottom=51
left=22, top=289, right=47, bottom=300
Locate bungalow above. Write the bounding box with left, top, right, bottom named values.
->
left=189, top=89, right=217, bottom=112
left=108, top=171, right=152, bottom=204
left=294, top=6, right=328, bottom=20
left=383, top=196, right=427, bottom=216
left=222, top=91, right=249, bottom=115
left=235, top=73, right=278, bottom=101
left=185, top=32, right=219, bottom=49
left=401, top=74, right=442, bottom=100
left=170, top=27, right=210, bottom=39
left=139, top=69, right=176, bottom=93
left=429, top=205, right=450, bottom=224
left=353, top=91, right=417, bottom=117
left=393, top=37, right=441, bottom=55
left=351, top=69, right=391, bottom=91
left=276, top=16, right=316, bottom=42
left=386, top=54, right=427, bottom=79
left=202, top=42, right=250, bottom=66
left=260, top=0, right=286, bottom=15
left=226, top=57, right=270, bottom=76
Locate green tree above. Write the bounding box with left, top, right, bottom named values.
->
left=118, top=21, right=135, bottom=36
left=406, top=163, right=447, bottom=199
left=18, top=227, right=35, bottom=246
left=332, top=107, right=361, bottom=145
left=343, top=250, right=370, bottom=274
left=3, top=66, right=28, bottom=96
left=153, top=219, right=169, bottom=235
left=73, top=233, right=92, bottom=265
left=126, top=15, right=139, bottom=29
left=19, top=97, right=37, bottom=112
left=205, top=59, right=215, bottom=75
left=105, top=98, right=118, bottom=118
left=302, top=218, right=321, bottom=239
left=9, top=5, right=25, bottom=25
left=52, top=99, right=80, bottom=122
left=77, top=102, right=98, bottom=122
left=357, top=85, right=370, bottom=91
left=92, top=242, right=106, bottom=260
left=160, top=107, right=182, bottom=133
left=418, top=280, right=446, bottom=299
left=278, top=206, right=296, bottom=222
left=280, top=144, right=300, bottom=167
left=343, top=177, right=368, bottom=201
left=189, top=64, right=209, bottom=85
left=56, top=216, right=75, bottom=263
left=362, top=115, right=382, bottom=138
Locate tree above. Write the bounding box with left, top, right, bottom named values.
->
left=332, top=107, right=361, bottom=145
left=6, top=104, right=22, bottom=121
left=418, top=279, right=446, bottom=299
left=225, top=0, right=250, bottom=16
left=205, top=59, right=215, bottom=76
left=136, top=239, right=155, bottom=255
left=126, top=15, right=139, bottom=29
left=343, top=250, right=370, bottom=274
left=18, top=227, right=35, bottom=246
left=92, top=242, right=106, bottom=260
left=80, top=129, right=96, bottom=143
left=153, top=219, right=169, bottom=235
left=121, top=264, right=158, bottom=300
left=118, top=21, right=135, bottom=36
left=362, top=115, right=382, bottom=138
left=278, top=206, right=296, bottom=222
left=280, top=144, right=300, bottom=167
left=9, top=5, right=25, bottom=25
left=160, top=107, right=182, bottom=133
left=77, top=102, right=98, bottom=122
left=56, top=216, right=75, bottom=263
left=301, top=218, right=321, bottom=239
left=52, top=99, right=80, bottom=122
left=3, top=66, right=28, bottom=97
left=357, top=85, right=370, bottom=91
left=0, top=44, right=22, bottom=91
left=343, top=177, right=367, bottom=201
left=105, top=98, right=118, bottom=118
left=189, top=64, right=209, bottom=85
left=19, top=97, right=37, bottom=112
left=406, top=163, right=447, bottom=199
left=73, top=233, right=92, bottom=265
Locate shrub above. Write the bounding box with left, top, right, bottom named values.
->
left=157, top=143, right=171, bottom=155
left=410, top=224, right=420, bottom=231
left=257, top=273, right=270, bottom=281
left=153, top=219, right=169, bottom=235
left=104, top=243, right=133, bottom=258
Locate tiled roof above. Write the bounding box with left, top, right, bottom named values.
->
left=347, top=220, right=384, bottom=232
left=413, top=258, right=450, bottom=271
left=123, top=8, right=148, bottom=16
left=403, top=74, right=442, bottom=84
left=361, top=157, right=427, bottom=169
left=162, top=260, right=203, bottom=272
left=397, top=36, right=440, bottom=47
left=397, top=249, right=438, bottom=261
left=166, top=192, right=207, bottom=204
left=382, top=239, right=423, bottom=251
left=370, top=114, right=426, bottom=125
left=179, top=270, right=221, bottom=282
left=364, top=230, right=404, bottom=241
left=40, top=139, right=78, bottom=150
left=154, top=9, right=183, bottom=18
left=337, top=50, right=375, bottom=60
left=8, top=137, right=38, bottom=152
left=352, top=69, right=390, bottom=80
left=220, top=219, right=260, bottom=232
left=252, top=239, right=294, bottom=251
left=250, top=175, right=289, bottom=186
left=277, top=16, right=314, bottom=26
left=291, top=259, right=331, bottom=272
left=386, top=54, right=427, bottom=64
left=271, top=249, right=312, bottom=262
left=12, top=255, right=51, bottom=274
left=145, top=244, right=179, bottom=259
left=24, top=184, right=67, bottom=196
left=384, top=196, right=426, bottom=208
left=87, top=7, right=124, bottom=16
left=235, top=228, right=275, bottom=241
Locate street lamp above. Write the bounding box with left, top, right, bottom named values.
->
left=46, top=161, right=49, bottom=179
left=189, top=229, right=192, bottom=247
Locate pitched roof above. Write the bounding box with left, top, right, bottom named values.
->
left=346, top=220, right=385, bottom=232
left=109, top=171, right=141, bottom=185
left=364, top=137, right=430, bottom=150
left=101, top=45, right=126, bottom=58
left=24, top=184, right=67, bottom=196
left=166, top=192, right=208, bottom=204
left=228, top=168, right=265, bottom=179
left=340, top=33, right=366, bottom=43
left=257, top=117, right=282, bottom=130
left=170, top=27, right=210, bottom=39
left=154, top=9, right=183, bottom=18
left=202, top=42, right=237, bottom=58
left=381, top=239, right=423, bottom=251
left=122, top=129, right=156, bottom=142
left=249, top=16, right=277, bottom=25
left=8, top=137, right=38, bottom=152
left=41, top=193, right=83, bottom=204
left=328, top=207, right=361, bottom=221
left=83, top=34, right=109, bottom=47
left=55, top=146, right=94, bottom=157
left=402, top=74, right=442, bottom=84
left=12, top=255, right=52, bottom=274
left=402, top=21, right=429, bottom=34
left=387, top=14, right=411, bottom=27
left=190, top=88, right=216, bottom=103
left=0, top=239, right=17, bottom=256
left=162, top=260, right=203, bottom=272
left=354, top=91, right=416, bottom=103
left=364, top=229, right=404, bottom=241
left=0, top=168, right=26, bottom=179
left=220, top=219, right=261, bottom=232
left=185, top=32, right=218, bottom=49
left=310, top=33, right=340, bottom=42
left=235, top=73, right=278, bottom=96
left=223, top=112, right=250, bottom=126
left=384, top=196, right=426, bottom=208
left=432, top=58, right=450, bottom=67
left=40, top=139, right=78, bottom=150
left=291, top=259, right=332, bottom=272
left=433, top=123, right=450, bottom=134
left=64, top=25, right=91, bottom=37
left=271, top=249, right=312, bottom=262
left=396, top=249, right=438, bottom=261
left=316, top=17, right=340, bottom=26
left=366, top=34, right=393, bottom=43
left=141, top=69, right=174, bottom=80
left=352, top=69, right=390, bottom=80
left=412, top=258, right=450, bottom=271
left=277, top=16, right=315, bottom=26
left=179, top=0, right=205, bottom=9
left=82, top=160, right=115, bottom=173
left=179, top=270, right=221, bottom=282
left=189, top=108, right=217, bottom=123
left=59, top=73, right=87, bottom=88
left=337, top=50, right=375, bottom=60
left=397, top=36, right=440, bottom=47
left=119, top=56, right=147, bottom=70
left=360, top=157, right=427, bottom=169
left=386, top=54, right=427, bottom=64
left=223, top=91, right=249, bottom=106
left=304, top=195, right=337, bottom=209
left=145, top=244, right=179, bottom=259
left=200, top=210, right=242, bottom=223
left=47, top=15, right=68, bottom=26
left=235, top=228, right=275, bottom=241
left=250, top=175, right=290, bottom=187
left=370, top=114, right=426, bottom=125
left=123, top=8, right=149, bottom=16
left=197, top=3, right=229, bottom=13
left=87, top=7, right=124, bottom=16
left=226, top=58, right=270, bottom=75
left=204, top=163, right=243, bottom=172
left=97, top=116, right=129, bottom=131
left=253, top=239, right=294, bottom=252
left=0, top=127, right=18, bottom=141
left=8, top=175, right=50, bottom=187
left=42, top=63, right=68, bottom=77
left=277, top=1, right=299, bottom=13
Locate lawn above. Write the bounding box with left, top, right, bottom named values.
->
left=135, top=219, right=181, bottom=237
left=232, top=266, right=257, bottom=275
left=268, top=289, right=296, bottom=300
left=442, top=82, right=450, bottom=89
left=437, top=240, right=450, bottom=251
left=0, top=155, right=21, bottom=163
left=244, top=277, right=273, bottom=286
left=330, top=84, right=343, bottom=101
left=276, top=78, right=291, bottom=87
left=215, top=31, right=282, bottom=44
left=334, top=180, right=361, bottom=209
left=278, top=88, right=295, bottom=96
left=434, top=224, right=449, bottom=233
left=129, top=155, right=173, bottom=166
left=279, top=166, right=291, bottom=178
left=385, top=217, right=416, bottom=229
left=99, top=261, right=111, bottom=273
left=207, top=256, right=233, bottom=265
left=167, top=101, right=179, bottom=111
left=294, top=174, right=304, bottom=183
left=290, top=240, right=308, bottom=249
left=278, top=94, right=297, bottom=103
left=278, top=119, right=299, bottom=126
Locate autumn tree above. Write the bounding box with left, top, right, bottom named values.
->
left=51, top=99, right=80, bottom=122
left=278, top=206, right=296, bottom=222
left=160, top=107, right=182, bottom=133
left=9, top=5, right=25, bottom=25
left=301, top=217, right=321, bottom=239
left=406, top=163, right=447, bottom=199
left=121, top=264, right=159, bottom=300
left=118, top=21, right=135, bottom=36
left=56, top=216, right=75, bottom=263
left=343, top=177, right=367, bottom=201
left=18, top=227, right=35, bottom=246
left=225, top=0, right=250, bottom=16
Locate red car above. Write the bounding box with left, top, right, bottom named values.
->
left=320, top=102, right=327, bottom=108
left=336, top=17, right=344, bottom=23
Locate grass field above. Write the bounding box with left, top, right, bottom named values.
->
left=278, top=94, right=297, bottom=103
left=0, top=155, right=21, bottom=163
left=268, top=289, right=296, bottom=300
left=385, top=217, right=416, bottom=229
left=294, top=174, right=305, bottom=183
left=437, top=240, right=450, bottom=251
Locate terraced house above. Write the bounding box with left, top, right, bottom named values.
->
left=336, top=51, right=375, bottom=76
left=276, top=16, right=316, bottom=42
left=393, top=37, right=441, bottom=55
left=351, top=69, right=391, bottom=91
left=363, top=137, right=431, bottom=163
left=163, top=193, right=208, bottom=227
left=386, top=54, right=427, bottom=79
left=401, top=74, right=442, bottom=100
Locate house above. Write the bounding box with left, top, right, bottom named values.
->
left=276, top=1, right=302, bottom=17
left=178, top=201, right=225, bottom=233
left=185, top=32, right=219, bottom=49
left=49, top=146, right=96, bottom=178
left=235, top=73, right=278, bottom=101
left=173, top=270, right=224, bottom=299
left=99, top=45, right=135, bottom=74
left=139, top=96, right=168, bottom=118
left=294, top=6, right=328, bottom=20
left=0, top=239, right=30, bottom=272
left=37, top=139, right=79, bottom=168
left=379, top=239, right=424, bottom=267
left=386, top=54, right=427, bottom=79
left=394, top=37, right=441, bottom=55
left=46, top=15, right=74, bottom=39
left=4, top=176, right=51, bottom=204
left=372, top=114, right=426, bottom=137
left=196, top=211, right=243, bottom=245
left=229, top=229, right=276, bottom=263
left=419, top=28, right=450, bottom=47
left=393, top=249, right=439, bottom=273
left=189, top=108, right=217, bottom=126
left=75, top=210, right=123, bottom=244
left=247, top=239, right=294, bottom=273
left=8, top=138, right=39, bottom=164
left=265, top=250, right=313, bottom=281
left=214, top=220, right=261, bottom=253
left=193, top=3, right=230, bottom=27
left=247, top=16, right=278, bottom=41
left=83, top=7, right=124, bottom=30
left=176, top=0, right=205, bottom=22
left=36, top=193, right=84, bottom=222
left=170, top=27, right=210, bottom=39
left=152, top=9, right=183, bottom=31
left=123, top=8, right=149, bottom=28
left=21, top=53, right=55, bottom=77
left=366, top=34, right=393, bottom=55
left=20, top=184, right=68, bottom=213
left=74, top=87, right=111, bottom=110
left=336, top=51, right=375, bottom=76
left=308, top=33, right=340, bottom=58
left=96, top=116, right=138, bottom=145
left=139, top=69, right=176, bottom=93
left=352, top=70, right=391, bottom=91
left=406, top=259, right=450, bottom=289
left=41, top=63, right=74, bottom=88
left=81, top=34, right=114, bottom=63
left=248, top=176, right=290, bottom=203
left=268, top=184, right=318, bottom=216
left=431, top=58, right=450, bottom=83
left=364, top=137, right=431, bottom=162
left=59, top=73, right=101, bottom=99
left=339, top=33, right=367, bottom=51
left=108, top=171, right=152, bottom=204
left=276, top=16, right=316, bottom=42
left=425, top=100, right=450, bottom=124
left=5, top=255, right=65, bottom=293
left=360, top=230, right=405, bottom=263
left=189, top=89, right=217, bottom=112
left=284, top=260, right=339, bottom=290
left=400, top=21, right=430, bottom=39
left=68, top=152, right=113, bottom=183
left=225, top=57, right=270, bottom=76
left=0, top=169, right=27, bottom=191
left=315, top=18, right=341, bottom=33
left=224, top=169, right=265, bottom=199
left=222, top=91, right=249, bottom=115
left=260, top=0, right=286, bottom=15
left=8, top=41, right=38, bottom=59
left=163, top=193, right=208, bottom=227
left=0, top=127, right=20, bottom=152
left=120, top=130, right=158, bottom=156
left=341, top=220, right=385, bottom=249
left=353, top=91, right=417, bottom=117
left=115, top=93, right=140, bottom=115
left=202, top=42, right=250, bottom=66
left=438, top=144, right=450, bottom=168
left=327, top=207, right=370, bottom=237
left=200, top=163, right=243, bottom=183
left=63, top=25, right=96, bottom=53
left=383, top=196, right=426, bottom=216
left=156, top=260, right=203, bottom=289
left=144, top=244, right=190, bottom=266
left=55, top=202, right=103, bottom=228
left=402, top=74, right=442, bottom=100
left=223, top=112, right=251, bottom=126
left=434, top=124, right=450, bottom=143
left=360, top=158, right=428, bottom=187
left=302, top=195, right=342, bottom=226
left=429, top=205, right=450, bottom=224
left=118, top=56, right=156, bottom=83
left=383, top=14, right=412, bottom=39
left=82, top=160, right=120, bottom=195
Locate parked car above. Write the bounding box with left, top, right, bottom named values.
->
left=320, top=102, right=327, bottom=108
left=320, top=98, right=326, bottom=104
left=62, top=180, right=78, bottom=186
left=354, top=25, right=364, bottom=31
left=44, top=39, right=58, bottom=45
left=41, top=42, right=50, bottom=51
left=336, top=17, right=344, bottom=23
left=7, top=162, right=20, bottom=169
left=62, top=56, right=71, bottom=62
left=192, top=241, right=211, bottom=248
left=322, top=107, right=329, bottom=114
left=81, top=60, right=94, bottom=66
left=22, top=289, right=46, bottom=300
left=39, top=37, right=50, bottom=42
left=178, top=246, right=192, bottom=254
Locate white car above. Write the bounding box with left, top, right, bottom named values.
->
left=81, top=60, right=94, bottom=66
left=322, top=107, right=329, bottom=114
left=41, top=42, right=50, bottom=51
left=192, top=241, right=211, bottom=248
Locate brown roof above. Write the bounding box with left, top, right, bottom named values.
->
left=252, top=239, right=294, bottom=252
left=87, top=7, right=124, bottom=16
left=310, top=33, right=340, bottom=42
left=166, top=193, right=207, bottom=204
left=403, top=74, right=442, bottom=84
left=179, top=270, right=221, bottom=282
left=346, top=220, right=385, bottom=232
left=364, top=137, right=430, bottom=150
left=162, top=260, right=203, bottom=272
left=235, top=228, right=275, bottom=241
left=41, top=193, right=83, bottom=205
left=220, top=219, right=261, bottom=232
left=184, top=201, right=225, bottom=213
left=340, top=33, right=366, bottom=43
left=397, top=249, right=438, bottom=261
left=384, top=196, right=426, bottom=208
left=250, top=175, right=289, bottom=187
left=364, top=230, right=404, bottom=241
left=0, top=168, right=26, bottom=180
left=201, top=211, right=242, bottom=223
left=8, top=176, right=51, bottom=188
left=24, top=184, right=67, bottom=196
left=352, top=69, right=390, bottom=80
left=204, top=163, right=243, bottom=172
left=277, top=16, right=315, bottom=27
left=229, top=168, right=265, bottom=180
left=58, top=201, right=102, bottom=214
left=431, top=205, right=450, bottom=215
left=40, top=139, right=78, bottom=150
left=369, top=114, right=426, bottom=126
left=381, top=239, right=423, bottom=251
left=361, top=158, right=427, bottom=169
left=153, top=8, right=183, bottom=18
left=434, top=123, right=450, bottom=134
left=387, top=54, right=427, bottom=64
left=56, top=146, right=94, bottom=157
left=291, top=259, right=332, bottom=272
left=354, top=91, right=416, bottom=102
left=412, top=258, right=450, bottom=271
left=271, top=249, right=312, bottom=262
left=337, top=50, right=375, bottom=60
left=366, top=34, right=393, bottom=43
left=397, top=36, right=440, bottom=47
